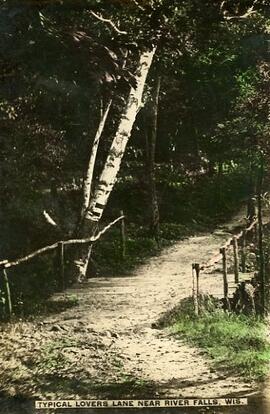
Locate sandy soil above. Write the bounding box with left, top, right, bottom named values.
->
left=0, top=212, right=257, bottom=404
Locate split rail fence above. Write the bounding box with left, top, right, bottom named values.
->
left=192, top=218, right=258, bottom=315
left=0, top=214, right=126, bottom=320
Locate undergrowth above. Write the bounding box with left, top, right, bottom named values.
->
left=161, top=296, right=270, bottom=380
left=1, top=168, right=249, bottom=317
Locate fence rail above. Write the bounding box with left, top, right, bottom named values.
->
left=192, top=217, right=258, bottom=315
left=0, top=214, right=125, bottom=320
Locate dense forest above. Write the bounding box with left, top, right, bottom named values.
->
left=0, top=0, right=269, bottom=314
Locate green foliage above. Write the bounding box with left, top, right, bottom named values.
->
left=235, top=68, right=260, bottom=98
left=166, top=297, right=270, bottom=379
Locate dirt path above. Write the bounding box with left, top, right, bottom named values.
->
left=0, top=212, right=256, bottom=404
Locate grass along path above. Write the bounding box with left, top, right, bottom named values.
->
left=159, top=297, right=270, bottom=380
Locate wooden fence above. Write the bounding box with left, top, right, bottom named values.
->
left=0, top=214, right=126, bottom=320
left=192, top=218, right=258, bottom=315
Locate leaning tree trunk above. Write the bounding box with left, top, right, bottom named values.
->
left=81, top=99, right=112, bottom=218
left=145, top=76, right=161, bottom=244
left=71, top=48, right=156, bottom=282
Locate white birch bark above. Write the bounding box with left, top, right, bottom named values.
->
left=81, top=99, right=112, bottom=217
left=72, top=47, right=156, bottom=282
left=86, top=48, right=156, bottom=222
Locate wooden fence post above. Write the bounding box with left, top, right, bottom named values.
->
left=192, top=264, right=198, bottom=316
left=242, top=229, right=247, bottom=273
left=2, top=266, right=12, bottom=319
left=192, top=263, right=200, bottom=315
left=232, top=236, right=239, bottom=284
left=195, top=263, right=200, bottom=302
left=220, top=247, right=229, bottom=310
left=120, top=210, right=126, bottom=260
left=58, top=242, right=65, bottom=290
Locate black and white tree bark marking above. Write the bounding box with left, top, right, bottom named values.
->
left=72, top=47, right=156, bottom=282
left=81, top=99, right=112, bottom=217
left=86, top=48, right=156, bottom=223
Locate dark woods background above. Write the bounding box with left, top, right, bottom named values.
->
left=0, top=0, right=269, bottom=316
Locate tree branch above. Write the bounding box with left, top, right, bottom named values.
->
left=43, top=210, right=58, bottom=227
left=130, top=0, right=146, bottom=11
left=90, top=11, right=127, bottom=35
left=65, top=215, right=124, bottom=244
left=221, top=0, right=258, bottom=20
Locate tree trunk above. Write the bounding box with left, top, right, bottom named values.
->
left=81, top=99, right=112, bottom=218
left=145, top=76, right=161, bottom=244
left=257, top=154, right=265, bottom=315
left=247, top=164, right=256, bottom=222
left=71, top=48, right=156, bottom=282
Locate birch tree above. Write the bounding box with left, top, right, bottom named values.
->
left=80, top=99, right=112, bottom=218
left=71, top=47, right=156, bottom=282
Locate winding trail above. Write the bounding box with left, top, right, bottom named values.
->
left=0, top=212, right=257, bottom=405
